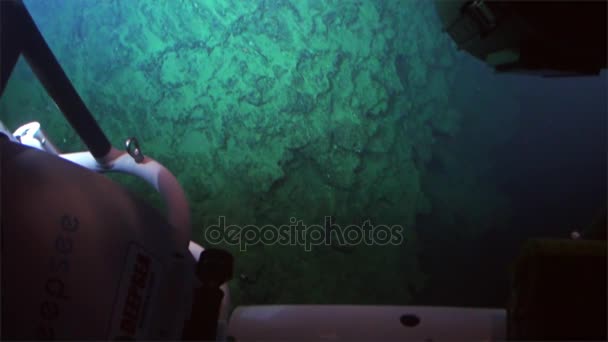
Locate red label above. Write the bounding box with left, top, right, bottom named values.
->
left=109, top=244, right=160, bottom=340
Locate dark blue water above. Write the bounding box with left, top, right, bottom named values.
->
left=417, top=60, right=606, bottom=306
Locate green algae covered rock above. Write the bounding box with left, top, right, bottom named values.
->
left=1, top=0, right=491, bottom=308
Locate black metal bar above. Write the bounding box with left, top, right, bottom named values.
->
left=0, top=1, right=24, bottom=96
left=1, top=0, right=111, bottom=158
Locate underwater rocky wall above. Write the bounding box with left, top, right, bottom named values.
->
left=1, top=0, right=513, bottom=305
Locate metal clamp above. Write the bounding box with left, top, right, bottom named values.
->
left=125, top=137, right=144, bottom=163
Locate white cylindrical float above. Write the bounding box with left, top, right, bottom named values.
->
left=227, top=305, right=506, bottom=340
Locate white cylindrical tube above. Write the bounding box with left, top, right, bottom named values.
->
left=227, top=305, right=506, bottom=341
